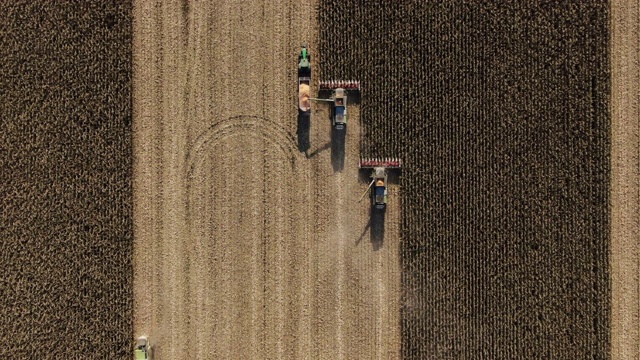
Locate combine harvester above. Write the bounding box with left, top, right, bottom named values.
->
left=296, top=43, right=360, bottom=162
left=308, top=79, right=359, bottom=170
left=311, top=80, right=361, bottom=131
left=359, top=158, right=402, bottom=211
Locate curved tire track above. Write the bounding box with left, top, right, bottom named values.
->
left=184, top=115, right=308, bottom=358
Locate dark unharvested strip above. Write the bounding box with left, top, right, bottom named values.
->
left=0, top=1, right=132, bottom=358
left=319, top=1, right=610, bottom=358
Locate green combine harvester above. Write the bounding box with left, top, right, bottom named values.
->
left=298, top=43, right=310, bottom=75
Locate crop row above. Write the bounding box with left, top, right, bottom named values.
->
left=318, top=1, right=610, bottom=358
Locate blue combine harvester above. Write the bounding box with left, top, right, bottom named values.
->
left=311, top=80, right=360, bottom=132
left=359, top=158, right=402, bottom=211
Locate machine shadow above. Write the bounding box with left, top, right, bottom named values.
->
left=370, top=207, right=385, bottom=250
left=357, top=168, right=386, bottom=250
left=354, top=209, right=385, bottom=251
left=297, top=110, right=310, bottom=154
left=307, top=141, right=331, bottom=159
left=348, top=91, right=361, bottom=105
left=331, top=126, right=346, bottom=171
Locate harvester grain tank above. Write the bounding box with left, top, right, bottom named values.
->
left=359, top=158, right=402, bottom=210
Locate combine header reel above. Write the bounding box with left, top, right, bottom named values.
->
left=359, top=158, right=402, bottom=211
left=318, top=80, right=360, bottom=91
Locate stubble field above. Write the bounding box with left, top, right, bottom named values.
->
left=133, top=1, right=401, bottom=359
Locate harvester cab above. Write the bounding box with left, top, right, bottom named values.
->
left=311, top=80, right=360, bottom=131
left=134, top=336, right=151, bottom=360
left=359, top=158, right=402, bottom=211
left=298, top=43, right=311, bottom=112
left=332, top=88, right=346, bottom=130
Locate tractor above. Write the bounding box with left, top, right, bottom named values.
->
left=134, top=336, right=151, bottom=360
left=298, top=43, right=311, bottom=113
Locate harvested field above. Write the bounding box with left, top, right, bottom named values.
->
left=611, top=0, right=640, bottom=358
left=133, top=1, right=400, bottom=358
left=319, top=1, right=611, bottom=358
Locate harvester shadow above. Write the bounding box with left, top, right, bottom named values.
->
left=358, top=167, right=371, bottom=183
left=348, top=91, right=361, bottom=105
left=387, top=168, right=401, bottom=184
left=331, top=126, right=346, bottom=172
left=356, top=168, right=386, bottom=250
left=355, top=220, right=370, bottom=246
left=297, top=110, right=310, bottom=154
left=355, top=208, right=385, bottom=251
left=147, top=345, right=156, bottom=359
left=306, top=141, right=331, bottom=159
left=370, top=208, right=385, bottom=250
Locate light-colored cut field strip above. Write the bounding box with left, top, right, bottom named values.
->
left=611, top=0, right=639, bottom=359
left=133, top=1, right=402, bottom=358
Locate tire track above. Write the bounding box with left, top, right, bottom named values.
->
left=159, top=1, right=190, bottom=357
left=336, top=171, right=345, bottom=360
left=185, top=116, right=297, bottom=187
left=309, top=90, right=402, bottom=359
left=186, top=2, right=205, bottom=356
left=185, top=128, right=306, bottom=359
left=134, top=0, right=400, bottom=358
left=133, top=0, right=163, bottom=349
